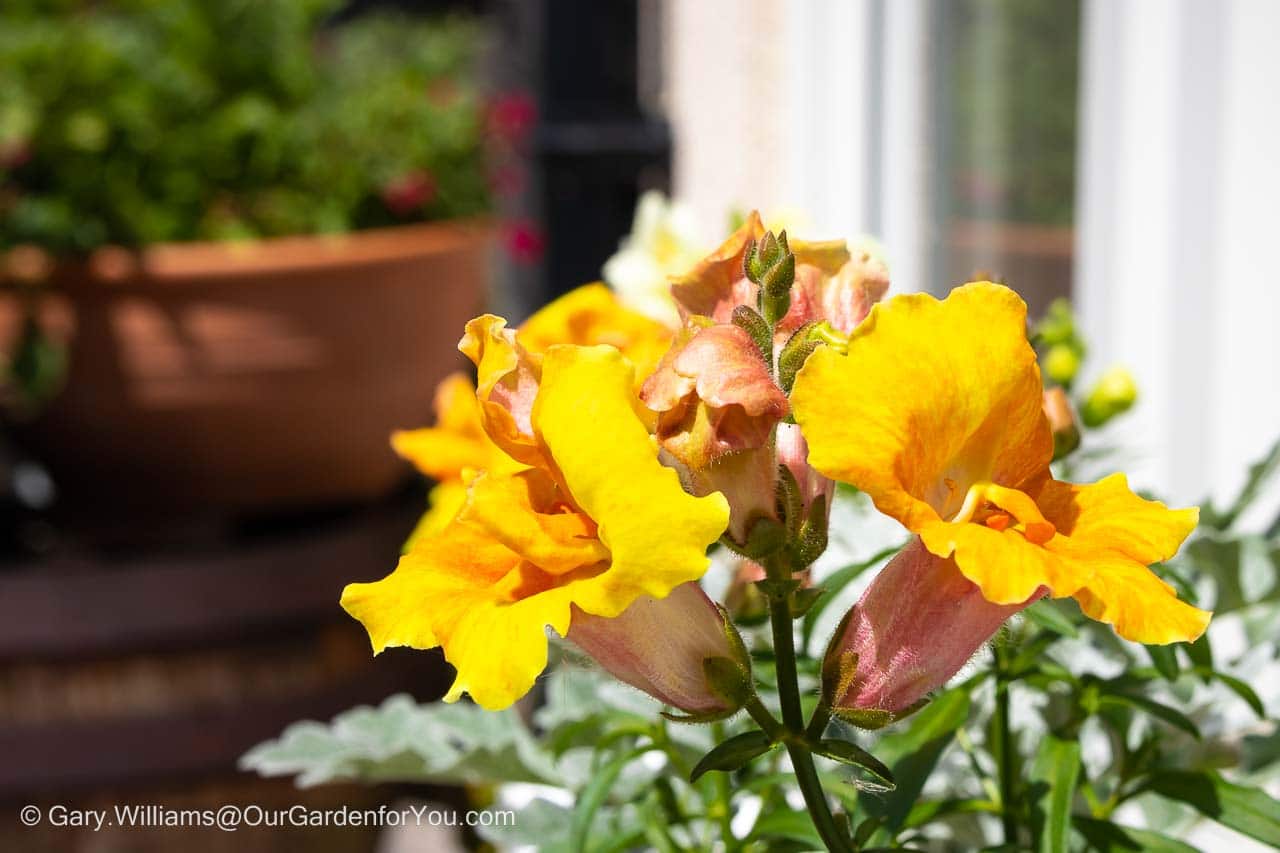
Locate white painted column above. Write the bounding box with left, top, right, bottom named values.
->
left=1075, top=0, right=1280, bottom=514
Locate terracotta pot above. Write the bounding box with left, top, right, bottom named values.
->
left=12, top=220, right=489, bottom=526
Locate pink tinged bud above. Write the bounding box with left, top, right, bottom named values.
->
left=642, top=323, right=788, bottom=469
left=826, top=539, right=1043, bottom=713
left=778, top=239, right=890, bottom=337
left=568, top=582, right=749, bottom=715
left=381, top=170, right=436, bottom=216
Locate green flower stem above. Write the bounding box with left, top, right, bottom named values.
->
left=993, top=638, right=1018, bottom=846
left=767, top=592, right=854, bottom=853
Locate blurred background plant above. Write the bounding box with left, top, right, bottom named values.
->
left=0, top=0, right=489, bottom=255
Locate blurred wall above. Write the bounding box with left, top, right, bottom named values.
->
left=1076, top=0, right=1280, bottom=518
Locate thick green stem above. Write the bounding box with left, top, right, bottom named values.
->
left=993, top=639, right=1018, bottom=846
left=768, top=593, right=853, bottom=853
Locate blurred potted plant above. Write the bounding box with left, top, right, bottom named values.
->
left=0, top=0, right=513, bottom=525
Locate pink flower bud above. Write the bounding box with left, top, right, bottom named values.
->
left=825, top=538, right=1042, bottom=713
left=568, top=581, right=749, bottom=715
left=642, top=321, right=788, bottom=538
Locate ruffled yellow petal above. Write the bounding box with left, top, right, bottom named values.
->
left=391, top=373, right=490, bottom=482
left=517, top=283, right=674, bottom=384
left=341, top=520, right=516, bottom=658
left=1038, top=474, right=1207, bottom=644
left=1072, top=561, right=1211, bottom=645
left=533, top=344, right=730, bottom=617
left=342, top=517, right=587, bottom=710
left=791, top=282, right=1052, bottom=530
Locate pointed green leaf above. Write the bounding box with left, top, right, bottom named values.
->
left=1072, top=818, right=1197, bottom=853
left=1146, top=644, right=1180, bottom=681
left=689, top=730, right=776, bottom=782
left=859, top=688, right=971, bottom=832
left=1097, top=694, right=1200, bottom=740
left=813, top=738, right=895, bottom=791
left=1145, top=770, right=1280, bottom=846
left=1029, top=735, right=1081, bottom=853
left=571, top=745, right=654, bottom=850
left=1024, top=599, right=1080, bottom=638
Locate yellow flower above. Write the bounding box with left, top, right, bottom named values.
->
left=517, top=283, right=675, bottom=384
left=791, top=282, right=1209, bottom=645
left=343, top=323, right=729, bottom=710
left=390, top=284, right=672, bottom=540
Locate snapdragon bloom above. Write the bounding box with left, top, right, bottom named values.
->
left=343, top=317, right=729, bottom=710
left=793, top=282, right=1208, bottom=711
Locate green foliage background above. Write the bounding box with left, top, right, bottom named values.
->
left=0, top=0, right=490, bottom=253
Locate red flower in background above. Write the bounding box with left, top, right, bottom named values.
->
left=380, top=170, right=436, bottom=217
left=486, top=92, right=537, bottom=145
left=503, top=219, right=545, bottom=265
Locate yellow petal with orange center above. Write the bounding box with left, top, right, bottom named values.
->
left=791, top=281, right=1053, bottom=530
left=533, top=344, right=730, bottom=617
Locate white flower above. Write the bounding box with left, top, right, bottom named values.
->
left=603, top=191, right=705, bottom=326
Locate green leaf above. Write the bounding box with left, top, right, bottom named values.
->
left=1185, top=632, right=1213, bottom=675
left=1097, top=694, right=1200, bottom=740
left=903, top=798, right=1000, bottom=829
left=239, top=694, right=558, bottom=787
left=801, top=545, right=901, bottom=653
left=1024, top=598, right=1081, bottom=638
left=813, top=738, right=895, bottom=792
left=1192, top=667, right=1266, bottom=717
left=1029, top=735, right=1081, bottom=853
left=1146, top=644, right=1180, bottom=681
left=1072, top=817, right=1197, bottom=853
left=570, top=745, right=654, bottom=851
left=859, top=688, right=971, bottom=832
left=1145, top=770, right=1280, bottom=846
left=689, top=730, right=776, bottom=782
left=747, top=809, right=825, bottom=848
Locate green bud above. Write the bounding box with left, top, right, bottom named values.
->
left=760, top=252, right=795, bottom=296
left=778, top=321, right=819, bottom=394
left=1043, top=343, right=1081, bottom=387
left=775, top=465, right=804, bottom=536
left=761, top=289, right=792, bottom=326
left=732, top=304, right=774, bottom=367
left=1080, top=366, right=1138, bottom=427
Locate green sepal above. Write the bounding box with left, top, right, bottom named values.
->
left=755, top=577, right=802, bottom=601
left=689, top=730, right=777, bottom=782
left=775, top=465, right=804, bottom=535
left=790, top=493, right=829, bottom=567
left=719, top=515, right=788, bottom=559
left=703, top=654, right=754, bottom=714
left=830, top=707, right=895, bottom=730
left=789, top=586, right=825, bottom=619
